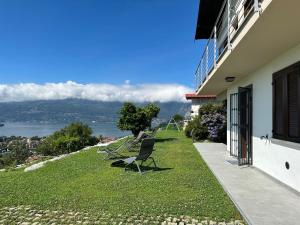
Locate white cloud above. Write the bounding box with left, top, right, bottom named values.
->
left=0, top=81, right=193, bottom=103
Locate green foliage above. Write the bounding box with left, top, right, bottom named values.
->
left=52, top=136, right=81, bottom=155
left=198, top=103, right=226, bottom=117
left=9, top=141, right=32, bottom=164
left=173, top=114, right=184, bottom=122
left=37, top=122, right=96, bottom=156
left=144, top=103, right=160, bottom=124
left=117, top=102, right=160, bottom=136
left=0, top=131, right=242, bottom=221
left=185, top=103, right=226, bottom=142
left=0, top=140, right=32, bottom=168
left=35, top=137, right=55, bottom=156
left=184, top=116, right=208, bottom=140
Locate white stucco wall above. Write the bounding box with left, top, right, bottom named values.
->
left=190, top=100, right=201, bottom=118
left=225, top=43, right=300, bottom=192
left=190, top=99, right=218, bottom=118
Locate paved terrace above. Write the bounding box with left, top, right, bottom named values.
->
left=194, top=143, right=300, bottom=225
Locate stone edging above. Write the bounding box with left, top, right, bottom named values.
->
left=0, top=205, right=245, bottom=225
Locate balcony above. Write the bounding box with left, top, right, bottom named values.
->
left=194, top=0, right=300, bottom=96
left=195, top=0, right=263, bottom=92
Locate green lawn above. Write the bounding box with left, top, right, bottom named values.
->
left=0, top=130, right=241, bottom=222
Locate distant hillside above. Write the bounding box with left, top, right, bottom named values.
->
left=0, top=99, right=190, bottom=124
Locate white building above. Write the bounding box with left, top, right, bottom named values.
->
left=194, top=0, right=300, bottom=192
left=185, top=93, right=216, bottom=118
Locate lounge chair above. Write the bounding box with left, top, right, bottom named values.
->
left=126, top=131, right=147, bottom=151
left=97, top=131, right=147, bottom=159
left=146, top=127, right=159, bottom=138
left=97, top=136, right=131, bottom=160
left=112, top=138, right=157, bottom=175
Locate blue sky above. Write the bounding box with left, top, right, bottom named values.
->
left=0, top=0, right=204, bottom=88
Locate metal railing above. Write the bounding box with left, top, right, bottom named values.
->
left=195, top=0, right=262, bottom=91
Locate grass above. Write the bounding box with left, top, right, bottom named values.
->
left=0, top=130, right=241, bottom=221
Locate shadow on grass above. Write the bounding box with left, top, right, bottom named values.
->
left=127, top=165, right=173, bottom=173
left=111, top=161, right=173, bottom=173
left=155, top=138, right=178, bottom=143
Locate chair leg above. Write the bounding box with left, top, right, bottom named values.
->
left=135, top=161, right=143, bottom=175
left=105, top=153, right=115, bottom=160
left=149, top=157, right=157, bottom=168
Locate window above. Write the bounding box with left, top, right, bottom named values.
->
left=273, top=61, right=300, bottom=143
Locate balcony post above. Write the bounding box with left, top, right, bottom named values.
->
left=197, top=68, right=200, bottom=88
left=200, top=59, right=203, bottom=85
left=227, top=0, right=231, bottom=50
left=205, top=46, right=208, bottom=77
left=254, top=0, right=261, bottom=12
left=195, top=71, right=197, bottom=91
left=214, top=26, right=217, bottom=67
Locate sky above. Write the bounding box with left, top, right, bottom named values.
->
left=0, top=0, right=205, bottom=102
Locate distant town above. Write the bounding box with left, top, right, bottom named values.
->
left=0, top=136, right=43, bottom=154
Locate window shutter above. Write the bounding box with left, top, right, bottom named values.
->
left=273, top=61, right=300, bottom=143
left=287, top=68, right=299, bottom=138
left=273, top=74, right=285, bottom=137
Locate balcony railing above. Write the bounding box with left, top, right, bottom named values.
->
left=195, top=0, right=262, bottom=91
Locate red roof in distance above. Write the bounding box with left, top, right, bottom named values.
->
left=185, top=93, right=216, bottom=100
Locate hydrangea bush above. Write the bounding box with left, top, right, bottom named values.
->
left=185, top=102, right=227, bottom=143
left=201, top=113, right=226, bottom=142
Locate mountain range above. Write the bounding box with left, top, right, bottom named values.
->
left=0, top=99, right=190, bottom=124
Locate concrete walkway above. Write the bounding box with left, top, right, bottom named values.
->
left=194, top=143, right=300, bottom=225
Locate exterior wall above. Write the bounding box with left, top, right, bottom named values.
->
left=184, top=98, right=219, bottom=130
left=190, top=99, right=217, bottom=118
left=225, top=43, right=300, bottom=192
left=190, top=99, right=201, bottom=118
left=217, top=90, right=227, bottom=101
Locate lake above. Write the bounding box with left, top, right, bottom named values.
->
left=0, top=122, right=130, bottom=138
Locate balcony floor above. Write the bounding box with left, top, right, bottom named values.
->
left=194, top=143, right=300, bottom=225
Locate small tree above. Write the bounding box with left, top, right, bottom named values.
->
left=173, top=114, right=184, bottom=122
left=144, top=103, right=160, bottom=128
left=117, top=102, right=160, bottom=136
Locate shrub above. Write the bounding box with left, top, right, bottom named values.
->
left=52, top=136, right=82, bottom=154
left=8, top=141, right=32, bottom=164
left=37, top=122, right=96, bottom=156
left=185, top=102, right=226, bottom=143
left=185, top=118, right=195, bottom=138
left=201, top=113, right=226, bottom=142
left=185, top=116, right=208, bottom=141
left=0, top=140, right=32, bottom=168
left=0, top=154, right=16, bottom=169
left=36, top=138, right=55, bottom=156
left=199, top=103, right=225, bottom=117
left=89, top=136, right=100, bottom=146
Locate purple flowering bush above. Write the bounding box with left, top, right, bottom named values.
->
left=185, top=102, right=227, bottom=143
left=201, top=113, right=226, bottom=142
